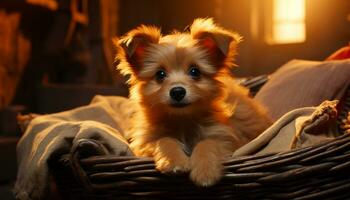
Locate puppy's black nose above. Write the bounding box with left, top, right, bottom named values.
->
left=170, top=87, right=186, bottom=102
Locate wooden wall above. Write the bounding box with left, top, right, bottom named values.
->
left=0, top=10, right=31, bottom=108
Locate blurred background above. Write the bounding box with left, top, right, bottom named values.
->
left=0, top=0, right=349, bottom=199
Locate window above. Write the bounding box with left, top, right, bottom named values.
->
left=266, top=0, right=306, bottom=44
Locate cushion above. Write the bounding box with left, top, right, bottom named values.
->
left=255, top=59, right=350, bottom=120
left=326, top=43, right=350, bottom=60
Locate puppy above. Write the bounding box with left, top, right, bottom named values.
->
left=114, top=18, right=272, bottom=186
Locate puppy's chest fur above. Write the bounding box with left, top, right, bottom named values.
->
left=153, top=115, right=220, bottom=152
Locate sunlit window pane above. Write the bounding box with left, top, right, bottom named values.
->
left=273, top=23, right=306, bottom=44
left=267, top=0, right=306, bottom=44
left=274, top=0, right=305, bottom=21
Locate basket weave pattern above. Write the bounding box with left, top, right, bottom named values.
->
left=50, top=76, right=350, bottom=200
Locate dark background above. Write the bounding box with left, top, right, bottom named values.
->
left=0, top=0, right=349, bottom=199
left=118, top=0, right=350, bottom=76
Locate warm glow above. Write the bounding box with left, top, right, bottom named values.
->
left=267, top=0, right=306, bottom=44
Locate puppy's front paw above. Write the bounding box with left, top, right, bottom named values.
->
left=190, top=159, right=223, bottom=187
left=155, top=153, right=190, bottom=174
left=153, top=137, right=191, bottom=174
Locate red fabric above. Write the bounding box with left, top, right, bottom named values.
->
left=326, top=43, right=350, bottom=60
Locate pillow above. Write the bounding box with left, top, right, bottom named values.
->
left=255, top=59, right=350, bottom=120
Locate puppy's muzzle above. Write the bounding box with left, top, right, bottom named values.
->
left=170, top=87, right=186, bottom=102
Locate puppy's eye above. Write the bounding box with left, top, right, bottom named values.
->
left=155, top=69, right=167, bottom=82
left=188, top=65, right=201, bottom=79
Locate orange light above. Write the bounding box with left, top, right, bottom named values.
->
left=267, top=0, right=306, bottom=44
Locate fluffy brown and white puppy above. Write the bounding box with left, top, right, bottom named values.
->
left=114, top=18, right=272, bottom=186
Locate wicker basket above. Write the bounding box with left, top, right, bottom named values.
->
left=49, top=76, right=350, bottom=200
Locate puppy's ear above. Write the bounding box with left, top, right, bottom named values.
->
left=114, top=25, right=161, bottom=76
left=190, top=18, right=242, bottom=69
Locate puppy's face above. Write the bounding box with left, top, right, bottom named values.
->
left=115, top=18, right=241, bottom=115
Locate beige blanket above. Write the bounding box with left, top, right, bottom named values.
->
left=14, top=95, right=135, bottom=200
left=233, top=100, right=341, bottom=156
left=14, top=96, right=345, bottom=200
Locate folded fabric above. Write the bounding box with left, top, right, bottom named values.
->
left=233, top=100, right=341, bottom=157
left=14, top=95, right=136, bottom=200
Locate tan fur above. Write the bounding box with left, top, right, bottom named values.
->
left=114, top=18, right=272, bottom=187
